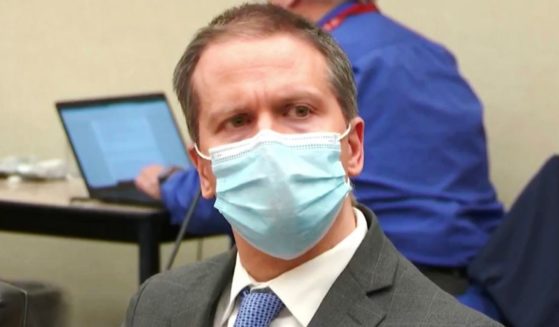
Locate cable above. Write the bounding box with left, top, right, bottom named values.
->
left=165, top=188, right=201, bottom=270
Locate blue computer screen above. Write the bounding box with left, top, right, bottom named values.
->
left=60, top=96, right=189, bottom=188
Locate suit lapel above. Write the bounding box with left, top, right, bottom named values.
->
left=309, top=205, right=399, bottom=327
left=172, top=248, right=237, bottom=327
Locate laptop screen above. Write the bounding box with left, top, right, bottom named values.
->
left=58, top=94, right=190, bottom=189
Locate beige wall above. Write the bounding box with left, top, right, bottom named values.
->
left=0, top=0, right=243, bottom=159
left=1, top=0, right=558, bottom=326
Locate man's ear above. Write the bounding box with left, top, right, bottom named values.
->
left=187, top=143, right=216, bottom=199
left=344, top=117, right=365, bottom=178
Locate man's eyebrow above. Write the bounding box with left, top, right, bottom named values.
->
left=205, top=106, right=247, bottom=124
left=274, top=88, right=324, bottom=103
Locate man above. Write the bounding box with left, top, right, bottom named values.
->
left=125, top=4, right=500, bottom=326
left=136, top=0, right=503, bottom=316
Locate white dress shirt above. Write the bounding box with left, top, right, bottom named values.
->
left=213, top=208, right=368, bottom=327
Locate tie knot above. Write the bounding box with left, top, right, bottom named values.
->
left=234, top=287, right=285, bottom=327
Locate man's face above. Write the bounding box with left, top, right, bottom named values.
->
left=189, top=33, right=363, bottom=198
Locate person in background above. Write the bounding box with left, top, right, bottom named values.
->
left=125, top=4, right=502, bottom=326
left=135, top=0, right=503, bottom=319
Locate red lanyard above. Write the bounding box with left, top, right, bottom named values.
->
left=321, top=3, right=379, bottom=32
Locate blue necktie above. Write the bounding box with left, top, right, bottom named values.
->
left=234, top=287, right=285, bottom=327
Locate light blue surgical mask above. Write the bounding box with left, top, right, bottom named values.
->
left=195, top=126, right=352, bottom=260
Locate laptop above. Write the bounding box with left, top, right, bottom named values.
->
left=56, top=93, right=190, bottom=207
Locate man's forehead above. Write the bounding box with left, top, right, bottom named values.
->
left=203, top=31, right=315, bottom=56
left=192, top=32, right=325, bottom=83
left=189, top=31, right=336, bottom=120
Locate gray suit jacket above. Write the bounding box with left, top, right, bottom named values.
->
left=124, top=205, right=501, bottom=326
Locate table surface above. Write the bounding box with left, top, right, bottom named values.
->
left=0, top=176, right=160, bottom=213
left=0, top=176, right=181, bottom=283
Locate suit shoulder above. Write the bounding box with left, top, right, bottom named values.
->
left=148, top=250, right=232, bottom=286
left=387, top=256, right=502, bottom=326
left=124, top=250, right=234, bottom=326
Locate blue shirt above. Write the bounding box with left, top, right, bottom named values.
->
left=162, top=1, right=503, bottom=267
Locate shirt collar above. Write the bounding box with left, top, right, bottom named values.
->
left=222, top=208, right=368, bottom=326
left=317, top=0, right=359, bottom=28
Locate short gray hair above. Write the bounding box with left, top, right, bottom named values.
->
left=173, top=3, right=357, bottom=144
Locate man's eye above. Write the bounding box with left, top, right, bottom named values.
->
left=286, top=105, right=311, bottom=119
left=228, top=114, right=250, bottom=128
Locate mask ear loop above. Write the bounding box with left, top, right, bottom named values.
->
left=338, top=123, right=354, bottom=189
left=194, top=143, right=212, bottom=161
left=338, top=124, right=353, bottom=141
